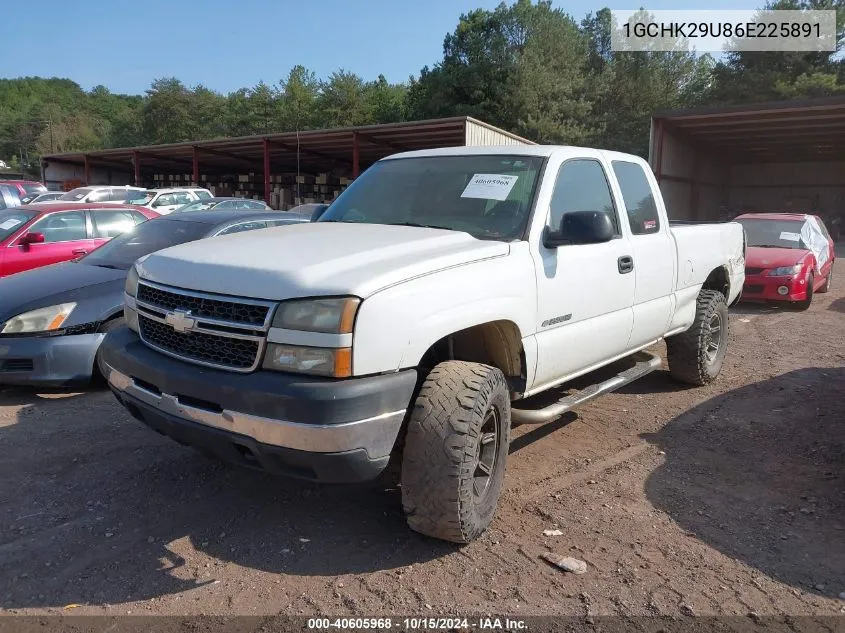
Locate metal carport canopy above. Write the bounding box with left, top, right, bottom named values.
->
left=652, top=96, right=845, bottom=164
left=43, top=116, right=533, bottom=181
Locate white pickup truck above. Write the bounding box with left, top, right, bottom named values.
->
left=99, top=145, right=745, bottom=543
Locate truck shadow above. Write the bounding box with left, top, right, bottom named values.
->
left=828, top=297, right=845, bottom=314
left=730, top=302, right=786, bottom=316
left=0, top=392, right=454, bottom=610
left=641, top=367, right=844, bottom=596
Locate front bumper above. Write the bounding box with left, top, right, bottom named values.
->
left=0, top=333, right=104, bottom=387
left=99, top=326, right=417, bottom=483
left=741, top=273, right=810, bottom=302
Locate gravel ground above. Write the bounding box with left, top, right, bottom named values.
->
left=0, top=259, right=843, bottom=619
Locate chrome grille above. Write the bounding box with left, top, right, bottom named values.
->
left=137, top=283, right=269, bottom=325
left=134, top=281, right=275, bottom=372
left=139, top=315, right=260, bottom=370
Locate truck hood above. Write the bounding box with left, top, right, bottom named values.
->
left=135, top=222, right=511, bottom=299
left=745, top=246, right=810, bottom=269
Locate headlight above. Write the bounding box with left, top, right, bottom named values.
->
left=263, top=344, right=352, bottom=378
left=272, top=297, right=360, bottom=333
left=768, top=264, right=802, bottom=276
left=0, top=303, right=76, bottom=335
left=125, top=265, right=140, bottom=297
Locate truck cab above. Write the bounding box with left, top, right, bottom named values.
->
left=99, top=145, right=745, bottom=543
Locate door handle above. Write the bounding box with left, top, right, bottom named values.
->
left=618, top=255, right=634, bottom=274
left=72, top=249, right=89, bottom=256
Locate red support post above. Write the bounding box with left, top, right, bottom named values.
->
left=653, top=119, right=664, bottom=184
left=263, top=139, right=271, bottom=208
left=352, top=132, right=360, bottom=179
left=133, top=151, right=141, bottom=186
left=83, top=154, right=91, bottom=185
left=192, top=146, right=199, bottom=185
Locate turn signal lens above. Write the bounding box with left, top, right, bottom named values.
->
left=263, top=343, right=352, bottom=378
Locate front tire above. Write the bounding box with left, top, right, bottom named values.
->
left=792, top=273, right=814, bottom=311
left=401, top=361, right=511, bottom=544
left=818, top=267, right=832, bottom=294
left=666, top=290, right=729, bottom=386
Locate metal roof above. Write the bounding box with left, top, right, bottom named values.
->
left=43, top=117, right=534, bottom=174
left=653, top=96, right=845, bottom=163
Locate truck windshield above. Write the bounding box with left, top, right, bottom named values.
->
left=318, top=155, right=545, bottom=241
left=737, top=218, right=808, bottom=250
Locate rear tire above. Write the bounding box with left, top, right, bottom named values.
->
left=401, top=361, right=511, bottom=543
left=666, top=290, right=729, bottom=386
left=817, top=267, right=832, bottom=294
left=792, top=274, right=814, bottom=311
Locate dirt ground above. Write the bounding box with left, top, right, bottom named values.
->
left=1, top=259, right=843, bottom=620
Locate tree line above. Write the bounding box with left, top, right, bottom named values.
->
left=1, top=0, right=842, bottom=175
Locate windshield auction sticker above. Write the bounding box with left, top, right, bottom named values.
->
left=0, top=218, right=23, bottom=231
left=461, top=174, right=518, bottom=201
left=779, top=231, right=801, bottom=242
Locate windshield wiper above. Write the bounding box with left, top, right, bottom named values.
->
left=752, top=244, right=788, bottom=248
left=391, top=222, right=456, bottom=231
left=89, top=263, right=123, bottom=270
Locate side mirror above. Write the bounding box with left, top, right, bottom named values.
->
left=543, top=210, right=615, bottom=248
left=20, top=232, right=45, bottom=245
left=311, top=204, right=329, bottom=222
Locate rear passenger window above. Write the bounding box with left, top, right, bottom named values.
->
left=29, top=211, right=87, bottom=242
left=548, top=159, right=619, bottom=235
left=87, top=189, right=109, bottom=203
left=172, top=192, right=193, bottom=205
left=216, top=221, right=268, bottom=236
left=612, top=161, right=660, bottom=235
left=92, top=210, right=139, bottom=238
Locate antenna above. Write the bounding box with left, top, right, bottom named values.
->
left=296, top=127, right=301, bottom=203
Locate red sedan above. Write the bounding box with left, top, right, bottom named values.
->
left=735, top=212, right=836, bottom=310
left=0, top=203, right=159, bottom=278
left=0, top=179, right=47, bottom=201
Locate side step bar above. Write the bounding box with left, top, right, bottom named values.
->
left=511, top=351, right=662, bottom=425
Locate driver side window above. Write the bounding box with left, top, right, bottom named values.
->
left=548, top=160, right=619, bottom=235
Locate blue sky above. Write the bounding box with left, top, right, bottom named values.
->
left=0, top=0, right=763, bottom=95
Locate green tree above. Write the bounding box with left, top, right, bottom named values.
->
left=140, top=78, right=195, bottom=143
left=278, top=65, right=320, bottom=131
left=363, top=75, right=408, bottom=123
left=316, top=70, right=372, bottom=127
left=709, top=0, right=845, bottom=103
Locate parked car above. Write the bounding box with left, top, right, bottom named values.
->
left=735, top=212, right=835, bottom=310
left=134, top=187, right=214, bottom=215
left=0, top=209, right=311, bottom=387
left=21, top=191, right=63, bottom=205
left=289, top=202, right=331, bottom=221
left=173, top=197, right=271, bottom=213
left=99, top=146, right=747, bottom=543
left=0, top=203, right=159, bottom=278
left=0, top=185, right=22, bottom=209
left=0, top=179, right=47, bottom=201
left=52, top=185, right=147, bottom=204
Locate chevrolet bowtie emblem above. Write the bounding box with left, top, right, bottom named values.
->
left=164, top=309, right=196, bottom=334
